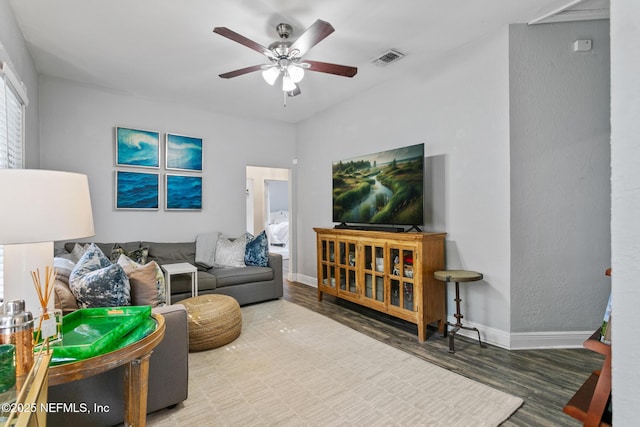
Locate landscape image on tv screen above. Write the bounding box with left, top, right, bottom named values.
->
left=332, top=143, right=424, bottom=226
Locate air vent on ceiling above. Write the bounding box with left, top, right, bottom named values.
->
left=372, top=49, right=405, bottom=66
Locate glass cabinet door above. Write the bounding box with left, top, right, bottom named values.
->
left=363, top=242, right=385, bottom=304
left=338, top=240, right=358, bottom=295
left=388, top=246, right=415, bottom=311
left=319, top=238, right=336, bottom=289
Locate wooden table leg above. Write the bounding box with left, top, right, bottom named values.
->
left=124, top=353, right=152, bottom=427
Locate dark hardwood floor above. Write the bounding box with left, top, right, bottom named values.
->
left=283, top=279, right=601, bottom=426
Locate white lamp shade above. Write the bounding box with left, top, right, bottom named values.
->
left=287, top=64, right=304, bottom=83
left=0, top=169, right=95, bottom=244
left=282, top=74, right=297, bottom=92
left=261, top=66, right=280, bottom=86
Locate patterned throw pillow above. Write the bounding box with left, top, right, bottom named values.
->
left=245, top=230, right=269, bottom=267
left=111, top=243, right=149, bottom=264
left=69, top=244, right=131, bottom=308
left=214, top=234, right=249, bottom=268
left=117, top=254, right=166, bottom=306
left=70, top=243, right=90, bottom=262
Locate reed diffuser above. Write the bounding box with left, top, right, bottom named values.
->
left=31, top=266, right=62, bottom=348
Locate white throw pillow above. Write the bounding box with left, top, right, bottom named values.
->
left=214, top=234, right=249, bottom=268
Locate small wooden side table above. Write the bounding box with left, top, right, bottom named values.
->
left=161, top=263, right=198, bottom=305
left=48, top=313, right=165, bottom=427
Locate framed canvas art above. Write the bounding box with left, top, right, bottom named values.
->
left=115, top=171, right=159, bottom=210
left=165, top=174, right=202, bottom=210
left=115, top=127, right=160, bottom=168
left=165, top=133, right=203, bottom=171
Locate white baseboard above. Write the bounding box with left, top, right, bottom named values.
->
left=293, top=273, right=317, bottom=287
left=507, top=330, right=594, bottom=350
left=288, top=277, right=591, bottom=350
left=445, top=317, right=512, bottom=349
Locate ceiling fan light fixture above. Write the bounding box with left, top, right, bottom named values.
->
left=287, top=64, right=304, bottom=83
left=282, top=74, right=297, bottom=92
left=262, top=66, right=280, bottom=85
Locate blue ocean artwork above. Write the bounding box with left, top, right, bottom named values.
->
left=166, top=175, right=202, bottom=210
left=116, top=171, right=159, bottom=209
left=116, top=127, right=160, bottom=168
left=166, top=134, right=203, bottom=171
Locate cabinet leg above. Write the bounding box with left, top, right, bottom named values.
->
left=418, top=323, right=426, bottom=343
left=317, top=290, right=323, bottom=302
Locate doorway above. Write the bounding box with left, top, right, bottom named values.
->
left=246, top=166, right=291, bottom=275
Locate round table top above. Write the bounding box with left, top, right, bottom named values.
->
left=434, top=270, right=483, bottom=282
left=47, top=313, right=165, bottom=386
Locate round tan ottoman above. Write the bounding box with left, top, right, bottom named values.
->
left=177, top=294, right=242, bottom=351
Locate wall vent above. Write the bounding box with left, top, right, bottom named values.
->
left=371, top=49, right=405, bottom=66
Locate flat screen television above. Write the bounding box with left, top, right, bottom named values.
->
left=332, top=143, right=424, bottom=227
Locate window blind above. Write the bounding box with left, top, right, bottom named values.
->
left=0, top=63, right=27, bottom=299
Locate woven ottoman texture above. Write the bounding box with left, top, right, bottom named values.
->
left=178, top=294, right=242, bottom=351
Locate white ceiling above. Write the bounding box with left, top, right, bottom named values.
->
left=8, top=0, right=608, bottom=124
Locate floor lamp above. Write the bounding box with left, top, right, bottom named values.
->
left=0, top=170, right=95, bottom=313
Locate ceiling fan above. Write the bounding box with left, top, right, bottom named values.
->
left=213, top=19, right=357, bottom=101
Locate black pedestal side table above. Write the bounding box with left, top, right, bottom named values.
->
left=434, top=270, right=486, bottom=353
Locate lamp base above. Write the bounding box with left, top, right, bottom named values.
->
left=3, top=241, right=54, bottom=312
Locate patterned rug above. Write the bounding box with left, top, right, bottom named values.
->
left=147, top=299, right=523, bottom=426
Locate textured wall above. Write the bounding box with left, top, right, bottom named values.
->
left=509, top=21, right=611, bottom=332
left=38, top=76, right=295, bottom=243
left=610, top=0, right=640, bottom=422
left=296, top=28, right=513, bottom=335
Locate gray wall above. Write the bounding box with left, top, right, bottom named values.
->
left=296, top=28, right=514, bottom=345
left=38, top=76, right=296, bottom=243
left=509, top=21, right=611, bottom=333
left=0, top=0, right=39, bottom=167
left=296, top=20, right=611, bottom=347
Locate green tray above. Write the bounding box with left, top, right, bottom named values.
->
left=47, top=306, right=151, bottom=364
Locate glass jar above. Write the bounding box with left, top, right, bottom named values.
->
left=0, top=300, right=34, bottom=378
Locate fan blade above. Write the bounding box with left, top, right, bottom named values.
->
left=213, top=27, right=274, bottom=59
left=289, top=19, right=334, bottom=57
left=219, top=64, right=265, bottom=79
left=303, top=60, right=358, bottom=77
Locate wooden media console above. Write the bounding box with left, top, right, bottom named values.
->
left=314, top=228, right=446, bottom=342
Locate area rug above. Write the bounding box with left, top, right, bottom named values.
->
left=146, top=300, right=523, bottom=426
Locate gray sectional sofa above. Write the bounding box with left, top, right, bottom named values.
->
left=57, top=240, right=283, bottom=306
left=49, top=239, right=283, bottom=426
left=142, top=240, right=283, bottom=305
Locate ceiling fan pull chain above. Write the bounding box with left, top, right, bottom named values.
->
left=283, top=90, right=287, bottom=108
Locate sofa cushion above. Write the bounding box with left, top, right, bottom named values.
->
left=117, top=255, right=166, bottom=307
left=214, top=234, right=249, bottom=268
left=168, top=271, right=216, bottom=295
left=144, top=242, right=197, bottom=267
left=69, top=244, right=131, bottom=308
left=245, top=230, right=269, bottom=267
left=212, top=266, right=273, bottom=288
